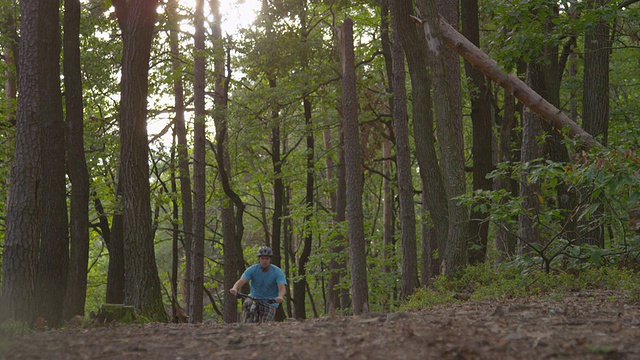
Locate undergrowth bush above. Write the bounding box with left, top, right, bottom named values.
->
left=0, top=319, right=35, bottom=337
left=402, top=263, right=640, bottom=311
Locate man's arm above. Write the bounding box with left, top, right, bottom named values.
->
left=276, top=283, right=286, bottom=303
left=229, top=277, right=248, bottom=297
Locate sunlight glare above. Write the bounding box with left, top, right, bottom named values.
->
left=182, top=0, right=261, bottom=35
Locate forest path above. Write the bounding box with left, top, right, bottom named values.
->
left=2, top=290, right=640, bottom=359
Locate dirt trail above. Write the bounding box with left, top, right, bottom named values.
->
left=2, top=290, right=640, bottom=359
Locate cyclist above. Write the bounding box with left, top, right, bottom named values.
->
left=229, top=247, right=287, bottom=322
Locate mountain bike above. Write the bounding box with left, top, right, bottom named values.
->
left=236, top=293, right=277, bottom=323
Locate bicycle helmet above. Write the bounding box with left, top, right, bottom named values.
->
left=257, top=247, right=274, bottom=257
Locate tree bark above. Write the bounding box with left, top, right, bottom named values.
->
left=269, top=76, right=284, bottom=268
left=579, top=0, right=611, bottom=248
left=113, top=0, right=167, bottom=322
left=390, top=4, right=418, bottom=298
left=190, top=0, right=206, bottom=324
left=324, top=126, right=348, bottom=313
left=293, top=93, right=313, bottom=319
left=209, top=0, right=244, bottom=324
left=34, top=0, right=68, bottom=328
left=339, top=18, right=369, bottom=315
left=418, top=0, right=469, bottom=276
left=393, top=0, right=449, bottom=273
left=380, top=1, right=396, bottom=285
left=494, top=90, right=518, bottom=261
left=518, top=63, right=546, bottom=254
left=63, top=0, right=91, bottom=321
left=105, top=180, right=125, bottom=304
left=293, top=3, right=313, bottom=320
left=167, top=0, right=193, bottom=311
left=462, top=0, right=493, bottom=265
left=1, top=0, right=44, bottom=324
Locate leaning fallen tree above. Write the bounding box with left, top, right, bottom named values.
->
left=415, top=15, right=602, bottom=150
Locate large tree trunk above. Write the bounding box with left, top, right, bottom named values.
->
left=393, top=0, right=449, bottom=273
left=167, top=0, right=193, bottom=311
left=579, top=0, right=611, bottom=248
left=462, top=0, right=493, bottom=265
left=113, top=0, right=167, bottom=322
left=210, top=0, right=244, bottom=324
left=582, top=0, right=611, bottom=147
left=418, top=0, right=469, bottom=276
left=189, top=0, right=206, bottom=324
left=390, top=4, right=418, bottom=298
left=35, top=0, right=68, bottom=328
left=63, top=0, right=91, bottom=321
left=1, top=0, right=45, bottom=324
left=339, top=18, right=368, bottom=315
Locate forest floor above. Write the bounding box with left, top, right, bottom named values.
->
left=2, top=289, right=640, bottom=359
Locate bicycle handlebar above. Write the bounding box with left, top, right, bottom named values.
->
left=236, top=292, right=277, bottom=304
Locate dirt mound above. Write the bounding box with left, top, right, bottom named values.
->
left=3, top=290, right=639, bottom=359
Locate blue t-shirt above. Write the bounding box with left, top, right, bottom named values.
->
left=241, top=264, right=287, bottom=307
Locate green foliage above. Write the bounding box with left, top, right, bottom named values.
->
left=0, top=319, right=35, bottom=337
left=459, top=141, right=640, bottom=273
left=403, top=263, right=640, bottom=311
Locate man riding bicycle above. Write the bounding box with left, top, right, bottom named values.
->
left=229, top=247, right=287, bottom=322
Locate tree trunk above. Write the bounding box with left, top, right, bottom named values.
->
left=417, top=0, right=469, bottom=276
left=339, top=18, right=368, bottom=315
left=63, top=0, right=91, bottom=321
left=579, top=0, right=611, bottom=248
left=462, top=0, right=493, bottom=265
left=1, top=0, right=44, bottom=324
left=380, top=1, right=396, bottom=285
left=105, top=181, right=125, bottom=304
left=390, top=5, right=418, bottom=298
left=494, top=90, right=518, bottom=261
left=34, top=0, right=68, bottom=328
left=518, top=63, right=546, bottom=254
left=270, top=76, right=284, bottom=268
left=324, top=126, right=348, bottom=313
left=541, top=8, right=578, bottom=247
left=170, top=153, right=180, bottom=323
left=393, top=0, right=449, bottom=273
left=210, top=0, right=244, bottom=324
left=113, top=0, right=167, bottom=322
left=167, top=0, right=193, bottom=311
left=283, top=186, right=294, bottom=318
left=189, top=0, right=206, bottom=324
left=293, top=95, right=314, bottom=319
left=293, top=5, right=313, bottom=320
left=582, top=0, right=611, bottom=147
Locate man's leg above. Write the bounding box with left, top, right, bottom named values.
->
left=258, top=302, right=276, bottom=322
left=243, top=299, right=256, bottom=322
